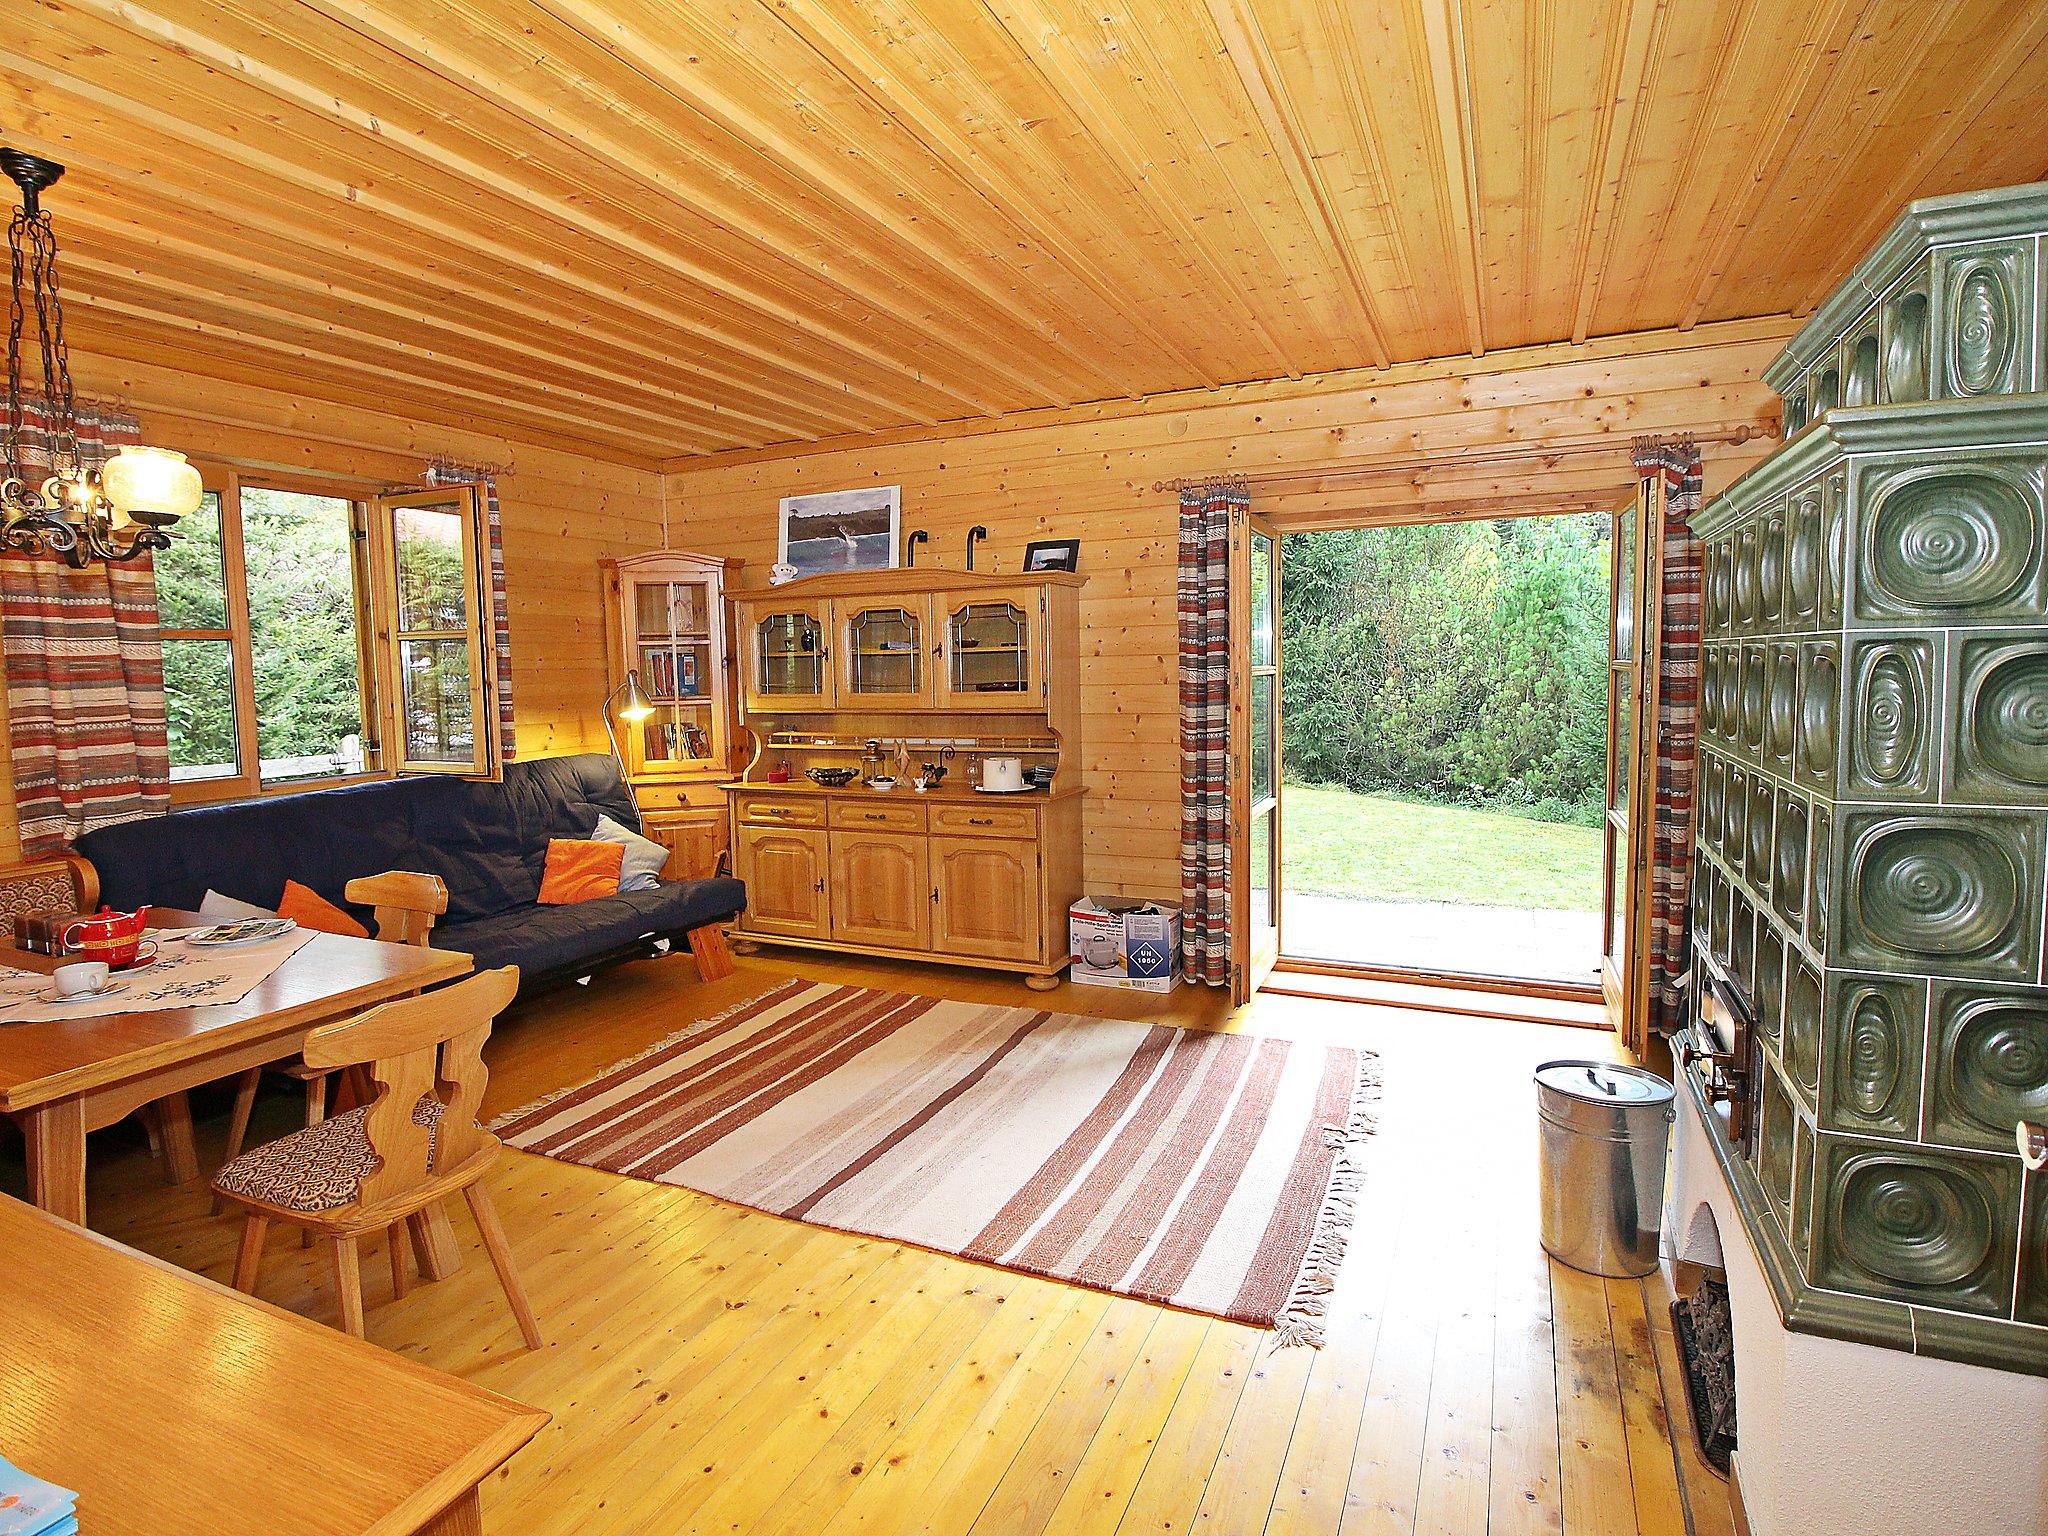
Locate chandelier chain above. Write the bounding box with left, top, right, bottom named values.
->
left=0, top=148, right=195, bottom=565
left=6, top=205, right=25, bottom=482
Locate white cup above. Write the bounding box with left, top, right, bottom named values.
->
left=53, top=960, right=111, bottom=998
left=982, top=756, right=1026, bottom=792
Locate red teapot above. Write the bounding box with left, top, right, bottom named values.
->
left=61, top=905, right=159, bottom=970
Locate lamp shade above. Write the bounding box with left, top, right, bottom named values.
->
left=101, top=446, right=204, bottom=521
left=616, top=670, right=655, bottom=721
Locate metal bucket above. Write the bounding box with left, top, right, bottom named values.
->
left=1535, top=1059, right=1676, bottom=1277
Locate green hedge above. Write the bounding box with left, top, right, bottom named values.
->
left=1279, top=517, right=1610, bottom=825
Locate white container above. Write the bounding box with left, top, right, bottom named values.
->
left=1069, top=899, right=1181, bottom=991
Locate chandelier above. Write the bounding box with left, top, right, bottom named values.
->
left=2, top=149, right=202, bottom=567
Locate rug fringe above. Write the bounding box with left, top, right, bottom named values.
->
left=1271, top=1053, right=1383, bottom=1349
left=489, top=977, right=809, bottom=1131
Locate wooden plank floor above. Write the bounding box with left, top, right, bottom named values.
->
left=3, top=947, right=1728, bottom=1536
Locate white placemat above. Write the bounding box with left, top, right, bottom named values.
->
left=0, top=927, right=318, bottom=1025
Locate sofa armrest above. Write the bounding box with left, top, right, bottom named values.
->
left=343, top=870, right=449, bottom=947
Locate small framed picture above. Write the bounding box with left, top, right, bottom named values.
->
left=1022, top=538, right=1080, bottom=573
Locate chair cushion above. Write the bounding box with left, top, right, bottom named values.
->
left=431, top=876, right=746, bottom=977
left=277, top=879, right=369, bottom=938
left=212, top=1094, right=444, bottom=1214
left=591, top=813, right=669, bottom=892
left=536, top=838, right=624, bottom=905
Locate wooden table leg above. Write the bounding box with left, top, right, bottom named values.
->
left=409, top=1205, right=463, bottom=1280
left=24, top=1099, right=87, bottom=1227
left=418, top=1488, right=482, bottom=1536
left=153, top=1092, right=201, bottom=1185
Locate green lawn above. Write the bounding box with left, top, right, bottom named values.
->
left=1280, top=782, right=1602, bottom=912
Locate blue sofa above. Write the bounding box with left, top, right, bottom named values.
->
left=75, top=754, right=746, bottom=992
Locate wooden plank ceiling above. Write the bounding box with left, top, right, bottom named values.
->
left=10, top=0, right=2048, bottom=464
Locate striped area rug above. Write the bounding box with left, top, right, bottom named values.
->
left=494, top=979, right=1377, bottom=1342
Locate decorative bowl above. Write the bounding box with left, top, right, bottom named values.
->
left=805, top=766, right=858, bottom=788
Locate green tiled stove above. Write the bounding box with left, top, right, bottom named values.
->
left=1670, top=181, right=2048, bottom=1536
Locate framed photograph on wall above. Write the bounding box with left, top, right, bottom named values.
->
left=778, top=485, right=902, bottom=578
left=1021, top=537, right=1080, bottom=573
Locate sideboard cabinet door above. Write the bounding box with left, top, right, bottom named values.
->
left=929, top=835, right=1042, bottom=961
left=735, top=825, right=830, bottom=938
left=827, top=829, right=931, bottom=950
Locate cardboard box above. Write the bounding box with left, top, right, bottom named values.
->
left=1069, top=898, right=1181, bottom=991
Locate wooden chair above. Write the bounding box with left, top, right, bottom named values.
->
left=0, top=853, right=197, bottom=1186
left=220, top=872, right=450, bottom=1189
left=212, top=964, right=540, bottom=1349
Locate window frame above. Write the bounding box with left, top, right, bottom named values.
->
left=364, top=483, right=501, bottom=779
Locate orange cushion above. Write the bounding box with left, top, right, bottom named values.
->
left=537, top=838, right=625, bottom=905
left=277, top=879, right=369, bottom=939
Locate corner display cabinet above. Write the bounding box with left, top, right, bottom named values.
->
left=726, top=568, right=1085, bottom=988
left=601, top=549, right=743, bottom=879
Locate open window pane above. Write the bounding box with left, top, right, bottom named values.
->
left=163, top=637, right=239, bottom=781
left=400, top=638, right=475, bottom=764
left=241, top=487, right=368, bottom=782
left=395, top=502, right=470, bottom=630
left=155, top=490, right=228, bottom=631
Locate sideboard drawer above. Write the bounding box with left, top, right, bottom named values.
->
left=828, top=799, right=927, bottom=832
left=735, top=794, right=827, bottom=828
left=929, top=801, right=1039, bottom=839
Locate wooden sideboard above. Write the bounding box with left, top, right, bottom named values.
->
left=601, top=549, right=743, bottom=879
left=724, top=568, right=1084, bottom=988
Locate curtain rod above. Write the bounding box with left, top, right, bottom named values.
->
left=1149, top=422, right=1774, bottom=493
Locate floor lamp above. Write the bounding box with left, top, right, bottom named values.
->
left=603, top=670, right=655, bottom=778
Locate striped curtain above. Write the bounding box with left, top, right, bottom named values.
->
left=1632, top=438, right=1703, bottom=1036
left=1178, top=482, right=1240, bottom=986
left=426, top=461, right=517, bottom=761
left=2, top=400, right=170, bottom=855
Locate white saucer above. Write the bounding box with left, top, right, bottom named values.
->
left=973, top=784, right=1036, bottom=795
left=45, top=981, right=127, bottom=1005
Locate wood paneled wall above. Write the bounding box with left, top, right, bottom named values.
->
left=0, top=354, right=661, bottom=860
left=664, top=320, right=1793, bottom=901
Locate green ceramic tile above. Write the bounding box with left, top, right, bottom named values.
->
left=1794, top=639, right=1840, bottom=794
left=1836, top=809, right=2042, bottom=982
left=1927, top=980, right=2048, bottom=1152
left=1820, top=971, right=1926, bottom=1138
left=1850, top=454, right=2046, bottom=627
left=1842, top=635, right=1939, bottom=801
left=1811, top=1134, right=2019, bottom=1317
left=1949, top=632, right=2048, bottom=804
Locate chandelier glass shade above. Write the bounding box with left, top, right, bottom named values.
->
left=2, top=148, right=201, bottom=568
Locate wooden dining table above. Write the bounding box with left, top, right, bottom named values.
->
left=0, top=912, right=470, bottom=1238
left=0, top=1192, right=545, bottom=1535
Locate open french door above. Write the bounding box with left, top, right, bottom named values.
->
left=1230, top=510, right=1282, bottom=1004
left=1601, top=478, right=1659, bottom=1052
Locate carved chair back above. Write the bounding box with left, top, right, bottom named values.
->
left=341, top=870, right=448, bottom=947
left=0, top=851, right=98, bottom=925
left=300, top=965, right=517, bottom=1207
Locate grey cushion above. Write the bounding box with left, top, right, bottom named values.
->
left=591, top=813, right=669, bottom=892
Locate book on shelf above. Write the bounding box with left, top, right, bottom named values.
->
left=637, top=644, right=704, bottom=700
left=0, top=1454, right=77, bottom=1536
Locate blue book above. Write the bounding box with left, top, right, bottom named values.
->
left=0, top=1454, right=76, bottom=1536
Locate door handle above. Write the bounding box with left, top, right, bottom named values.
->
left=2021, top=1121, right=2047, bottom=1170
left=968, top=817, right=994, bottom=826
left=814, top=878, right=826, bottom=892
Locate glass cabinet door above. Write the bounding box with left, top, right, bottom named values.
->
left=839, top=599, right=930, bottom=705
left=627, top=575, right=721, bottom=775
left=940, top=591, right=1038, bottom=707
left=747, top=607, right=831, bottom=710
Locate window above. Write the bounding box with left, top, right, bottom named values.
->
left=158, top=469, right=499, bottom=800
left=368, top=485, right=496, bottom=775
